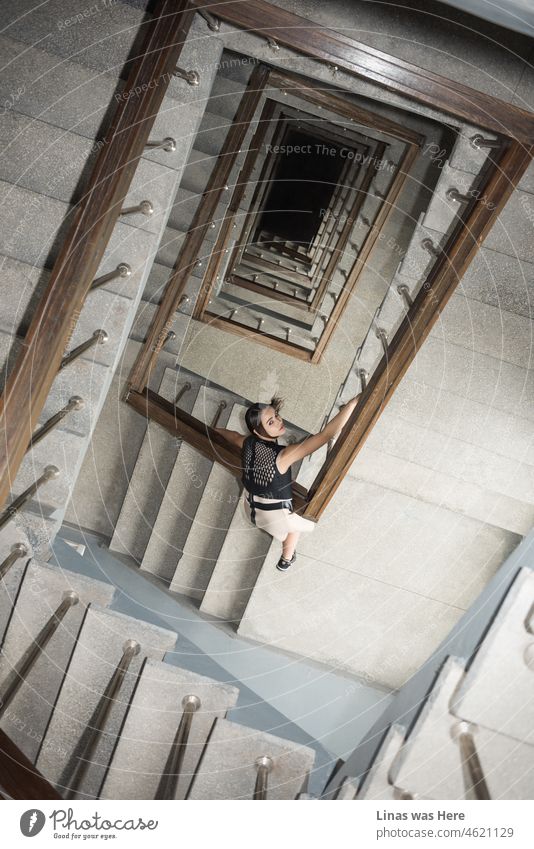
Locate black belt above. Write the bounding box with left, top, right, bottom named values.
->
left=246, top=492, right=293, bottom=526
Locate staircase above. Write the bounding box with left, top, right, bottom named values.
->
left=59, top=0, right=530, bottom=693
left=0, top=0, right=322, bottom=800
left=0, top=523, right=318, bottom=799
left=0, top=0, right=533, bottom=802
left=327, top=548, right=534, bottom=800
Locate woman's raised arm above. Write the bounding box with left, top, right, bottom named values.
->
left=214, top=427, right=246, bottom=450
left=276, top=395, right=361, bottom=473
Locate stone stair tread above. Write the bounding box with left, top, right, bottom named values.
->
left=450, top=567, right=534, bottom=745
left=100, top=657, right=239, bottom=800
left=140, top=386, right=232, bottom=583
left=14, top=428, right=87, bottom=513
left=188, top=717, right=315, bottom=800
left=129, top=306, right=191, bottom=358
left=36, top=603, right=178, bottom=798
left=191, top=110, right=229, bottom=156
left=216, top=283, right=316, bottom=330
left=422, top=161, right=479, bottom=235
left=0, top=559, right=115, bottom=762
left=206, top=298, right=316, bottom=351
left=180, top=152, right=217, bottom=196
left=392, top=656, right=534, bottom=799
left=206, top=74, right=247, bottom=120
left=169, top=403, right=246, bottom=599
left=109, top=367, right=201, bottom=563
left=199, top=500, right=272, bottom=622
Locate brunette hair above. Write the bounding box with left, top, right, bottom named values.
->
left=244, top=396, right=284, bottom=435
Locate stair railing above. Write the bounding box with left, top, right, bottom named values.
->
left=173, top=66, right=200, bottom=86
left=27, top=397, right=85, bottom=450
left=211, top=401, right=227, bottom=428
left=60, top=330, right=108, bottom=370
left=145, top=137, right=176, bottom=153
left=0, top=542, right=29, bottom=580
left=452, top=721, right=490, bottom=800
left=155, top=694, right=201, bottom=799
left=119, top=200, right=154, bottom=217
left=65, top=639, right=141, bottom=798
left=174, top=382, right=192, bottom=406
left=91, top=263, right=132, bottom=291
left=0, top=590, right=79, bottom=715
left=253, top=755, right=273, bottom=800
left=0, top=466, right=60, bottom=531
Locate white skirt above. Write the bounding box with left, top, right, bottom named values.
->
left=242, top=490, right=315, bottom=542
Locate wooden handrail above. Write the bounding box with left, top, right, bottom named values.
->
left=0, top=0, right=196, bottom=510
left=125, top=387, right=309, bottom=513
left=191, top=0, right=534, bottom=143
left=0, top=729, right=61, bottom=799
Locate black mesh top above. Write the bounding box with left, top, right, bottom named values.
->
left=241, top=435, right=292, bottom=500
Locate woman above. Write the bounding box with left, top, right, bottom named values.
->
left=216, top=394, right=361, bottom=571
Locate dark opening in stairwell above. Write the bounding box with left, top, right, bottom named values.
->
left=256, top=128, right=347, bottom=245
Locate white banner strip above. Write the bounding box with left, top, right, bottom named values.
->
left=2, top=799, right=532, bottom=848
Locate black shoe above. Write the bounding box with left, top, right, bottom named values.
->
left=276, top=552, right=296, bottom=572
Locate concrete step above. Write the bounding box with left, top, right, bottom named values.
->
left=169, top=403, right=246, bottom=599
left=12, top=510, right=62, bottom=563
left=206, top=74, right=247, bottom=120
left=140, top=386, right=232, bottom=584
left=215, top=283, right=316, bottom=330
left=396, top=218, right=447, bottom=290
left=0, top=560, right=114, bottom=763
left=450, top=567, right=534, bottom=745
left=448, top=125, right=498, bottom=175
left=0, top=253, right=139, bottom=376
left=355, top=410, right=534, bottom=536
left=109, top=367, right=202, bottom=563
left=199, top=499, right=272, bottom=622
left=129, top=305, right=191, bottom=358
left=100, top=658, right=239, bottom=799
left=0, top=178, right=166, bottom=276
left=14, top=427, right=87, bottom=514
left=1, top=2, right=221, bottom=110
left=0, top=28, right=222, bottom=175
left=0, top=33, right=120, bottom=142
left=355, top=725, right=405, bottom=799
left=194, top=110, right=230, bottom=157
left=0, top=111, right=173, bottom=218
left=392, top=656, right=534, bottom=799
left=206, top=297, right=316, bottom=352
left=164, top=187, right=202, bottom=238
left=216, top=52, right=257, bottom=86
left=181, top=149, right=217, bottom=196
left=36, top=604, right=177, bottom=799
left=1, top=0, right=150, bottom=78
left=187, top=717, right=315, bottom=799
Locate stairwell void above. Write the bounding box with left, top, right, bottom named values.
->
left=125, top=35, right=514, bottom=523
